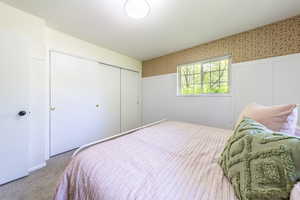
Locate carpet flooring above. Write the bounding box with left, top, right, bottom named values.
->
left=0, top=151, right=73, bottom=200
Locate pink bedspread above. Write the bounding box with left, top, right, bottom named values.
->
left=54, top=121, right=300, bottom=200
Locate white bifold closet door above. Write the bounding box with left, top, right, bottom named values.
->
left=121, top=69, right=141, bottom=131
left=0, top=32, right=30, bottom=184
left=50, top=52, right=120, bottom=156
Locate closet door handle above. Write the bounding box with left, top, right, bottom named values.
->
left=18, top=111, right=27, bottom=116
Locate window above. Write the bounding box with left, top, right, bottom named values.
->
left=177, top=56, right=230, bottom=96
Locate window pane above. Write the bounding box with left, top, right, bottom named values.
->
left=179, top=66, right=185, bottom=74
left=203, top=63, right=211, bottom=72
left=179, top=66, right=183, bottom=74
left=179, top=66, right=184, bottom=74
left=178, top=57, right=230, bottom=95
left=194, top=85, right=202, bottom=94
left=220, top=60, right=228, bottom=70
left=194, top=64, right=201, bottom=74
left=211, top=70, right=220, bottom=83
left=202, top=84, right=210, bottom=94
left=181, top=74, right=186, bottom=85
left=219, top=82, right=229, bottom=93
left=181, top=74, right=194, bottom=95
left=181, top=87, right=194, bottom=95
left=203, top=71, right=210, bottom=83
left=220, top=70, right=228, bottom=81
left=194, top=74, right=201, bottom=84
left=181, top=74, right=193, bottom=87
left=181, top=65, right=194, bottom=75
left=211, top=62, right=219, bottom=71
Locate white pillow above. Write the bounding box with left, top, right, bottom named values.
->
left=295, top=126, right=300, bottom=136
left=290, top=182, right=300, bottom=200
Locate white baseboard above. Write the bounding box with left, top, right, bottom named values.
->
left=28, top=162, right=46, bottom=173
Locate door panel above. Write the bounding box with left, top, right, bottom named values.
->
left=50, top=52, right=120, bottom=156
left=121, top=70, right=141, bottom=131
left=0, top=32, right=30, bottom=184
left=97, top=64, right=121, bottom=138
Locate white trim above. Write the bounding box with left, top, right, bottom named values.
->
left=176, top=94, right=232, bottom=97
left=49, top=50, right=139, bottom=73
left=48, top=50, right=52, bottom=158
left=73, top=119, right=167, bottom=157
left=28, top=162, right=46, bottom=173
left=177, top=55, right=231, bottom=67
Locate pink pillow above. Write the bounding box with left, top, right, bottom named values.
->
left=235, top=103, right=298, bottom=135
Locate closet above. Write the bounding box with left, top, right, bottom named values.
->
left=50, top=52, right=140, bottom=156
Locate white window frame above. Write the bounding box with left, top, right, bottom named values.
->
left=176, top=55, right=232, bottom=97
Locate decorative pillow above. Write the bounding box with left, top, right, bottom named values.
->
left=296, top=126, right=300, bottom=137
left=280, top=107, right=298, bottom=135
left=291, top=183, right=300, bottom=199
left=235, top=103, right=298, bottom=135
left=219, top=118, right=300, bottom=200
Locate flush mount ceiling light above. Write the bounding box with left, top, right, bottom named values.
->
left=125, top=0, right=150, bottom=19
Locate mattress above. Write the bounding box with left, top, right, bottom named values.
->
left=54, top=121, right=300, bottom=200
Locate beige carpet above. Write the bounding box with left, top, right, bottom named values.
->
left=0, top=151, right=73, bottom=200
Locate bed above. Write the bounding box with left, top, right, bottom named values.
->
left=54, top=120, right=300, bottom=200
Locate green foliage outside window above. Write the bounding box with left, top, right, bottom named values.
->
left=178, top=58, right=230, bottom=95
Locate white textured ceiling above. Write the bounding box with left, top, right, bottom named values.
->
left=2, top=0, right=300, bottom=60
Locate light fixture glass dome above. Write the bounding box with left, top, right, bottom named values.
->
left=125, top=0, right=150, bottom=19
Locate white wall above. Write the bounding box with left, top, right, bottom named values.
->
left=0, top=2, right=142, bottom=172
left=142, top=74, right=233, bottom=129
left=142, top=53, right=300, bottom=129
left=46, top=28, right=142, bottom=72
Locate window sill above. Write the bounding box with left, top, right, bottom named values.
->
left=176, top=94, right=232, bottom=97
